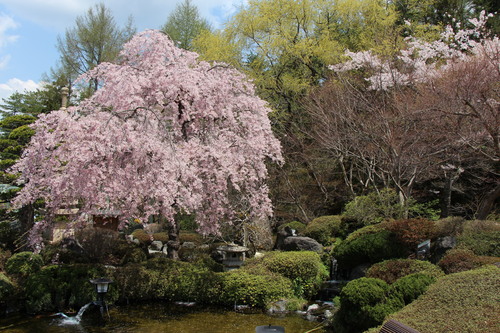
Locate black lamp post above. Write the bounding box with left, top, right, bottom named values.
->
left=90, top=277, right=113, bottom=307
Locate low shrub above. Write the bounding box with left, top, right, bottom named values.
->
left=437, top=248, right=499, bottom=274
left=334, top=277, right=404, bottom=333
left=303, top=215, right=342, bottom=245
left=23, top=264, right=111, bottom=313
left=0, top=272, right=15, bottom=300
left=5, top=251, right=43, bottom=278
left=457, top=230, right=500, bottom=257
left=434, top=216, right=466, bottom=237
left=374, top=265, right=500, bottom=333
left=152, top=232, right=169, bottom=243
left=386, top=218, right=436, bottom=250
left=131, top=229, right=152, bottom=245
left=220, top=270, right=293, bottom=308
left=390, top=273, right=436, bottom=305
left=278, top=221, right=307, bottom=234
left=366, top=259, right=444, bottom=284
left=254, top=251, right=328, bottom=298
left=114, top=258, right=222, bottom=304
left=179, top=231, right=204, bottom=244
left=333, top=228, right=407, bottom=270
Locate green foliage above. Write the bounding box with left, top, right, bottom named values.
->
left=342, top=189, right=440, bottom=227
left=0, top=221, right=21, bottom=251
left=255, top=251, right=329, bottom=298
left=5, top=251, right=43, bottom=277
left=366, top=259, right=444, bottom=284
left=23, top=264, right=110, bottom=313
left=457, top=230, right=500, bottom=257
left=220, top=270, right=293, bottom=308
left=278, top=221, right=307, bottom=233
left=377, top=265, right=500, bottom=333
left=161, top=0, right=211, bottom=51
left=8, top=125, right=35, bottom=146
left=303, top=215, right=342, bottom=245
left=0, top=115, right=36, bottom=134
left=0, top=139, right=19, bottom=151
left=131, top=229, right=152, bottom=245
left=0, top=272, right=15, bottom=300
left=333, top=228, right=407, bottom=269
left=342, top=189, right=407, bottom=225
left=390, top=273, right=436, bottom=305
left=335, top=277, right=404, bottom=332
left=114, top=258, right=222, bottom=304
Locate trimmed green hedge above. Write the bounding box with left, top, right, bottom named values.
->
left=390, top=273, right=436, bottom=305
left=303, top=215, right=342, bottom=245
left=370, top=265, right=500, bottom=333
left=5, top=252, right=43, bottom=278
left=333, top=229, right=406, bottom=269
left=249, top=251, right=328, bottom=298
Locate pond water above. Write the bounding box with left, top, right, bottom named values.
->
left=0, top=303, right=327, bottom=333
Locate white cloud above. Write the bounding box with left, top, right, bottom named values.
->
left=0, top=78, right=40, bottom=101
left=0, top=13, right=19, bottom=70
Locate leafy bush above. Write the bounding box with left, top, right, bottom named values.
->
left=220, top=270, right=293, bottom=308
left=390, top=273, right=436, bottom=305
left=0, top=272, right=15, bottom=300
left=457, top=230, right=500, bottom=257
left=437, top=249, right=499, bottom=274
left=386, top=218, right=436, bottom=249
left=75, top=228, right=124, bottom=264
left=152, top=232, right=169, bottom=242
left=434, top=216, right=466, bottom=237
left=333, top=229, right=407, bottom=270
left=374, top=265, right=500, bottom=333
left=179, top=231, right=204, bottom=244
left=114, top=258, right=222, bottom=304
left=8, top=125, right=35, bottom=145
left=23, top=264, right=111, bottom=313
left=366, top=259, right=444, bottom=284
left=334, top=277, right=404, bottom=332
left=131, top=229, right=152, bottom=245
left=342, top=189, right=407, bottom=225
left=5, top=251, right=43, bottom=278
left=303, top=215, right=342, bottom=245
left=278, top=221, right=306, bottom=233
left=253, top=251, right=328, bottom=298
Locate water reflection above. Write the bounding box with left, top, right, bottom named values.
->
left=0, top=303, right=326, bottom=333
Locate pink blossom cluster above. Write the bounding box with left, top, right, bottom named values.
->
left=329, top=11, right=498, bottom=90
left=13, top=30, right=282, bottom=245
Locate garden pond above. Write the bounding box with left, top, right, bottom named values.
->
left=0, top=302, right=326, bottom=333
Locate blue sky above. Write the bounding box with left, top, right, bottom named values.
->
left=0, top=0, right=246, bottom=101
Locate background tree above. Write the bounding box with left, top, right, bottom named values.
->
left=161, top=0, right=211, bottom=51
left=12, top=31, right=282, bottom=258
left=310, top=12, right=498, bottom=218
left=0, top=82, right=67, bottom=250
left=193, top=0, right=439, bottom=222
left=56, top=3, right=135, bottom=93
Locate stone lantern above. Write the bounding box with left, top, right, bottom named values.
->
left=217, top=243, right=249, bottom=271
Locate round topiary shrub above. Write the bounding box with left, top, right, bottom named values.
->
left=335, top=277, right=404, bottom=332
left=366, top=259, right=444, bottom=284
left=303, top=215, right=342, bottom=245
left=220, top=270, right=293, bottom=308
left=333, top=228, right=407, bottom=270
left=386, top=218, right=436, bottom=249
left=438, top=249, right=484, bottom=274
left=131, top=229, right=153, bottom=245
left=278, top=221, right=307, bottom=234
left=457, top=230, right=500, bottom=257
left=257, top=251, right=329, bottom=298
left=5, top=251, right=43, bottom=278
left=390, top=273, right=436, bottom=305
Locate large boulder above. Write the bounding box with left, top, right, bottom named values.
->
left=282, top=236, right=323, bottom=253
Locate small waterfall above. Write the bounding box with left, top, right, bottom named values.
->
left=57, top=303, right=92, bottom=325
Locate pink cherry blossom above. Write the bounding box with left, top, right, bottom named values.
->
left=12, top=30, right=282, bottom=248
